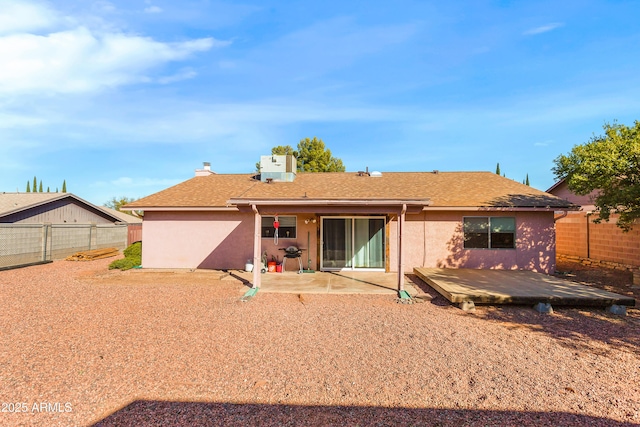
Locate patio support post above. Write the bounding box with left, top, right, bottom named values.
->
left=397, top=204, right=406, bottom=292
left=252, top=204, right=261, bottom=289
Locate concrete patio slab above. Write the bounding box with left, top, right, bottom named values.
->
left=232, top=270, right=417, bottom=295
left=414, top=268, right=636, bottom=307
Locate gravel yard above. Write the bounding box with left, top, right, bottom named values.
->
left=0, top=259, right=638, bottom=426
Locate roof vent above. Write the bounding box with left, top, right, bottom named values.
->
left=432, top=170, right=439, bottom=174
left=370, top=171, right=382, bottom=177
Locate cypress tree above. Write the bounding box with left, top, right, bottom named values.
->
left=26, top=181, right=31, bottom=192
left=495, top=163, right=501, bottom=175
left=38, top=180, right=43, bottom=192
left=47, top=186, right=50, bottom=192
left=62, top=180, right=67, bottom=193
left=33, top=176, right=37, bottom=192
left=525, top=174, right=530, bottom=186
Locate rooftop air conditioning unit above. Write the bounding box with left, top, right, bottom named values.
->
left=259, top=155, right=297, bottom=182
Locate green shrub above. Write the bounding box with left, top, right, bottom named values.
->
left=109, top=242, right=142, bottom=270
left=123, top=241, right=142, bottom=259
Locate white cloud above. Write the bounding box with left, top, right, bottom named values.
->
left=158, top=68, right=197, bottom=84
left=144, top=6, right=163, bottom=14
left=0, top=1, right=61, bottom=35
left=523, top=22, right=564, bottom=36
left=100, top=177, right=180, bottom=188
left=0, top=1, right=226, bottom=96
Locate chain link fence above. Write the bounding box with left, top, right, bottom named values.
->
left=0, top=224, right=128, bottom=269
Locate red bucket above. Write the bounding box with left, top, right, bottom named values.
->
left=276, top=263, right=283, bottom=273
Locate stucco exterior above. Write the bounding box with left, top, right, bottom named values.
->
left=142, top=209, right=557, bottom=274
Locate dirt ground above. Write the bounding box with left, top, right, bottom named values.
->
left=555, top=260, right=640, bottom=301
left=0, top=258, right=638, bottom=427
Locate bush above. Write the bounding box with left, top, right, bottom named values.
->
left=109, top=242, right=142, bottom=270
left=123, top=241, right=141, bottom=258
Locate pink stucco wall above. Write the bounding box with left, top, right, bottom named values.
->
left=142, top=209, right=556, bottom=274
left=142, top=211, right=319, bottom=270
left=548, top=181, right=597, bottom=211
left=393, top=211, right=556, bottom=274
left=142, top=211, right=254, bottom=269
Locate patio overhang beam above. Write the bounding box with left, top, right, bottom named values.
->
left=228, top=198, right=430, bottom=208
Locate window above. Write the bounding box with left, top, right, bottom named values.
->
left=261, top=216, right=297, bottom=239
left=463, top=217, right=515, bottom=249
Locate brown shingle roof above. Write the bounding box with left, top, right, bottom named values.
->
left=125, top=171, right=573, bottom=210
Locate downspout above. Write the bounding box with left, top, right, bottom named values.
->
left=251, top=204, right=261, bottom=290
left=398, top=204, right=411, bottom=299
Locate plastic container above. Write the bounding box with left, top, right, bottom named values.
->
left=276, top=263, right=283, bottom=273
left=245, top=263, right=254, bottom=272
left=267, top=261, right=277, bottom=272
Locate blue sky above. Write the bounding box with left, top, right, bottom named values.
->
left=1, top=0, right=639, bottom=206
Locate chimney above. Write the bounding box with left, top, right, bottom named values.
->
left=195, top=161, right=215, bottom=177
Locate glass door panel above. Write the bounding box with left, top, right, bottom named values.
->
left=353, top=218, right=385, bottom=268
left=322, top=217, right=384, bottom=270
left=322, top=218, right=351, bottom=269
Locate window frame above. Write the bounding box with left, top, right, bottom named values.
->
left=261, top=215, right=297, bottom=239
left=463, top=216, right=516, bottom=249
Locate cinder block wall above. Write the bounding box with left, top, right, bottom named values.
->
left=556, top=212, right=640, bottom=268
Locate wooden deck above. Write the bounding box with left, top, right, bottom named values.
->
left=414, top=268, right=636, bottom=307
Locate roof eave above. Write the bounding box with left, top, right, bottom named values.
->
left=423, top=205, right=578, bottom=212
left=121, top=206, right=238, bottom=212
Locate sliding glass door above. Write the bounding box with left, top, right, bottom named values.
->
left=321, top=217, right=385, bottom=271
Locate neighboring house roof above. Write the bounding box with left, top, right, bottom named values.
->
left=0, top=192, right=129, bottom=223
left=546, top=178, right=597, bottom=211
left=100, top=206, right=143, bottom=224
left=125, top=171, right=575, bottom=211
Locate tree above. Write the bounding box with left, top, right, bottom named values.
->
left=33, top=176, right=37, bottom=193
left=553, top=121, right=640, bottom=231
left=105, top=196, right=139, bottom=216
left=47, top=186, right=50, bottom=192
left=26, top=181, right=31, bottom=192
left=38, top=180, right=43, bottom=192
left=62, top=180, right=67, bottom=193
left=525, top=174, right=530, bottom=186
left=297, top=137, right=345, bottom=172
left=259, top=137, right=346, bottom=172
left=495, top=163, right=501, bottom=175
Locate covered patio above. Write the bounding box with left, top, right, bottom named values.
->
left=233, top=270, right=420, bottom=295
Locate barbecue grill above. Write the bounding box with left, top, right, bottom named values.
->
left=280, top=246, right=304, bottom=273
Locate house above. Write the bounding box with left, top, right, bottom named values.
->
left=124, top=157, right=575, bottom=290
left=547, top=179, right=640, bottom=268
left=0, top=193, right=142, bottom=268
left=546, top=179, right=597, bottom=211
left=0, top=192, right=141, bottom=225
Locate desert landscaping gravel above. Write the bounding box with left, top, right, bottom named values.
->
left=0, top=259, right=638, bottom=426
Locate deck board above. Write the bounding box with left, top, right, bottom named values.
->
left=414, top=268, right=636, bottom=307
